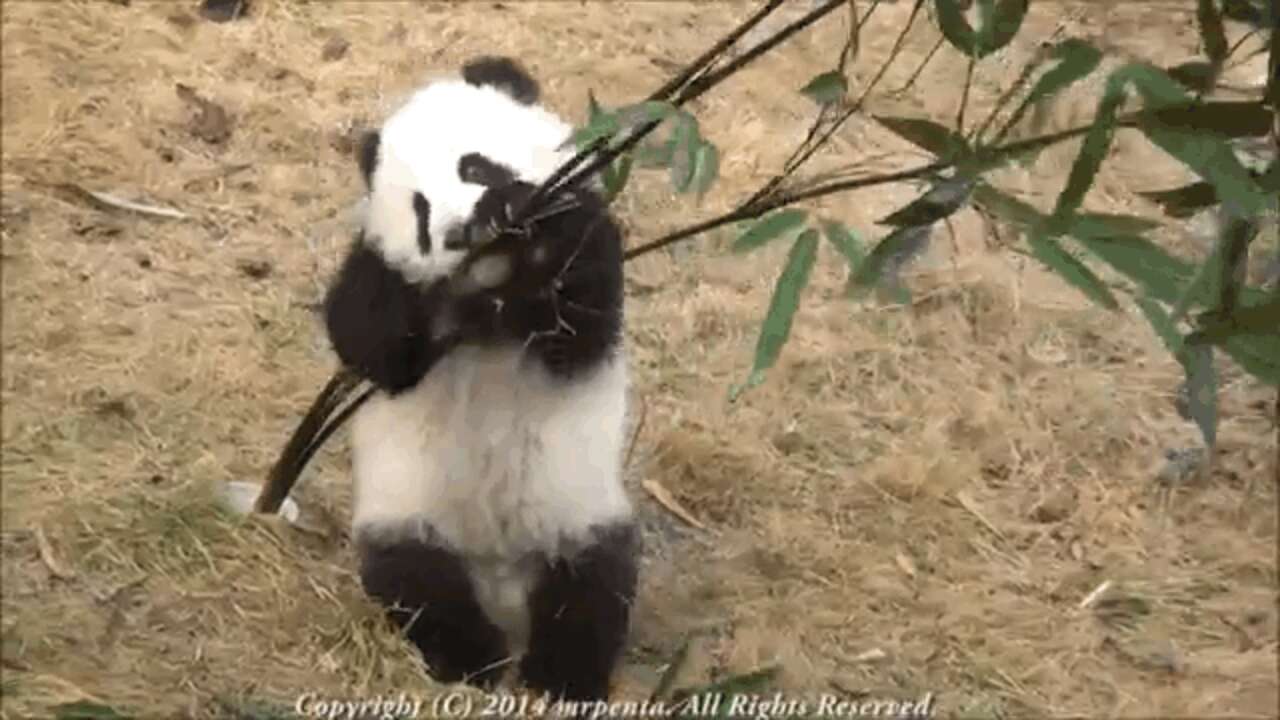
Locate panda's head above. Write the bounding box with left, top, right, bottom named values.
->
left=355, top=57, right=577, bottom=283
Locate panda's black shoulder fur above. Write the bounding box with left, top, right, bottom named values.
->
left=323, top=233, right=461, bottom=395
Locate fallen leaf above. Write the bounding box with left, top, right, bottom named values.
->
left=236, top=258, right=273, bottom=280
left=1078, top=578, right=1113, bottom=609
left=175, top=83, right=233, bottom=145
left=954, top=489, right=1006, bottom=541
left=641, top=479, right=707, bottom=531
left=894, top=550, right=918, bottom=578
left=321, top=35, right=350, bottom=62
left=851, top=647, right=887, bottom=663
left=166, top=12, right=196, bottom=28
left=34, top=526, right=74, bottom=580
left=53, top=183, right=190, bottom=220
left=1069, top=539, right=1085, bottom=561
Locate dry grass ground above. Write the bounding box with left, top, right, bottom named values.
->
left=2, top=1, right=1276, bottom=718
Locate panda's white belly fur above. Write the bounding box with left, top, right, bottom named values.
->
left=349, top=345, right=631, bottom=650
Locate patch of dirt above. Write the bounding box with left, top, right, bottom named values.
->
left=2, top=1, right=1275, bottom=718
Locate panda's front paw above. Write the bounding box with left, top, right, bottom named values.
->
left=450, top=181, right=573, bottom=299
left=448, top=244, right=515, bottom=297
left=467, top=232, right=555, bottom=289
left=467, top=252, right=513, bottom=289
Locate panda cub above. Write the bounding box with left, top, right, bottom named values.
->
left=323, top=56, right=638, bottom=702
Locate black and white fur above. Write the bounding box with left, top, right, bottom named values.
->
left=322, top=57, right=638, bottom=702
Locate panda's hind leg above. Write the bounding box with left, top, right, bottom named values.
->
left=357, top=531, right=510, bottom=688
left=519, top=522, right=640, bottom=702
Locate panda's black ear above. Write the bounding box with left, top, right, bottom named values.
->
left=357, top=130, right=381, bottom=190
left=461, top=56, right=539, bottom=106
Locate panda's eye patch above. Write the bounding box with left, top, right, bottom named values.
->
left=412, top=192, right=432, bottom=254
left=458, top=152, right=516, bottom=188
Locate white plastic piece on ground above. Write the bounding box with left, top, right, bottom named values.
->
left=219, top=479, right=301, bottom=525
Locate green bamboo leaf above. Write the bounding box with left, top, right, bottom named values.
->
left=1260, top=158, right=1280, bottom=191
left=1051, top=77, right=1127, bottom=221
left=972, top=182, right=1043, bottom=227
left=586, top=90, right=606, bottom=120
left=1198, top=295, right=1280, bottom=341
left=970, top=126, right=1061, bottom=172
left=873, top=115, right=970, bottom=159
left=1071, top=212, right=1163, bottom=238
left=976, top=185, right=1163, bottom=239
left=1220, top=332, right=1280, bottom=385
left=1004, top=39, right=1103, bottom=130
left=1112, top=62, right=1195, bottom=108
left=1200, top=212, right=1258, bottom=315
left=800, top=70, right=848, bottom=105
left=1140, top=101, right=1273, bottom=138
left=1166, top=60, right=1218, bottom=94
left=689, top=142, right=720, bottom=199
left=847, top=224, right=932, bottom=293
left=1143, top=125, right=1269, bottom=217
left=821, top=219, right=866, bottom=270
left=1073, top=234, right=1199, bottom=304
left=935, top=0, right=1027, bottom=58
left=601, top=154, right=633, bottom=205
left=575, top=98, right=683, bottom=159
left=568, top=90, right=621, bottom=151
left=933, top=0, right=981, bottom=57
left=1139, top=181, right=1220, bottom=218
left=635, top=134, right=678, bottom=168
left=1110, top=64, right=1269, bottom=216
left=615, top=100, right=679, bottom=130
left=729, top=230, right=820, bottom=402
left=877, top=176, right=976, bottom=227
left=978, top=0, right=1028, bottom=57
left=1167, top=220, right=1264, bottom=312
left=568, top=111, right=620, bottom=151
left=53, top=703, right=134, bottom=720
left=1026, top=228, right=1121, bottom=310
left=1078, top=224, right=1270, bottom=313
left=1138, top=298, right=1230, bottom=441
left=668, top=117, right=698, bottom=194
left=1221, top=0, right=1271, bottom=28
left=1196, top=0, right=1229, bottom=64
left=1140, top=162, right=1278, bottom=217
left=1135, top=296, right=1187, bottom=355
left=1056, top=64, right=1270, bottom=221
left=731, top=209, right=810, bottom=254
left=976, top=184, right=1260, bottom=319
left=1180, top=336, right=1219, bottom=448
